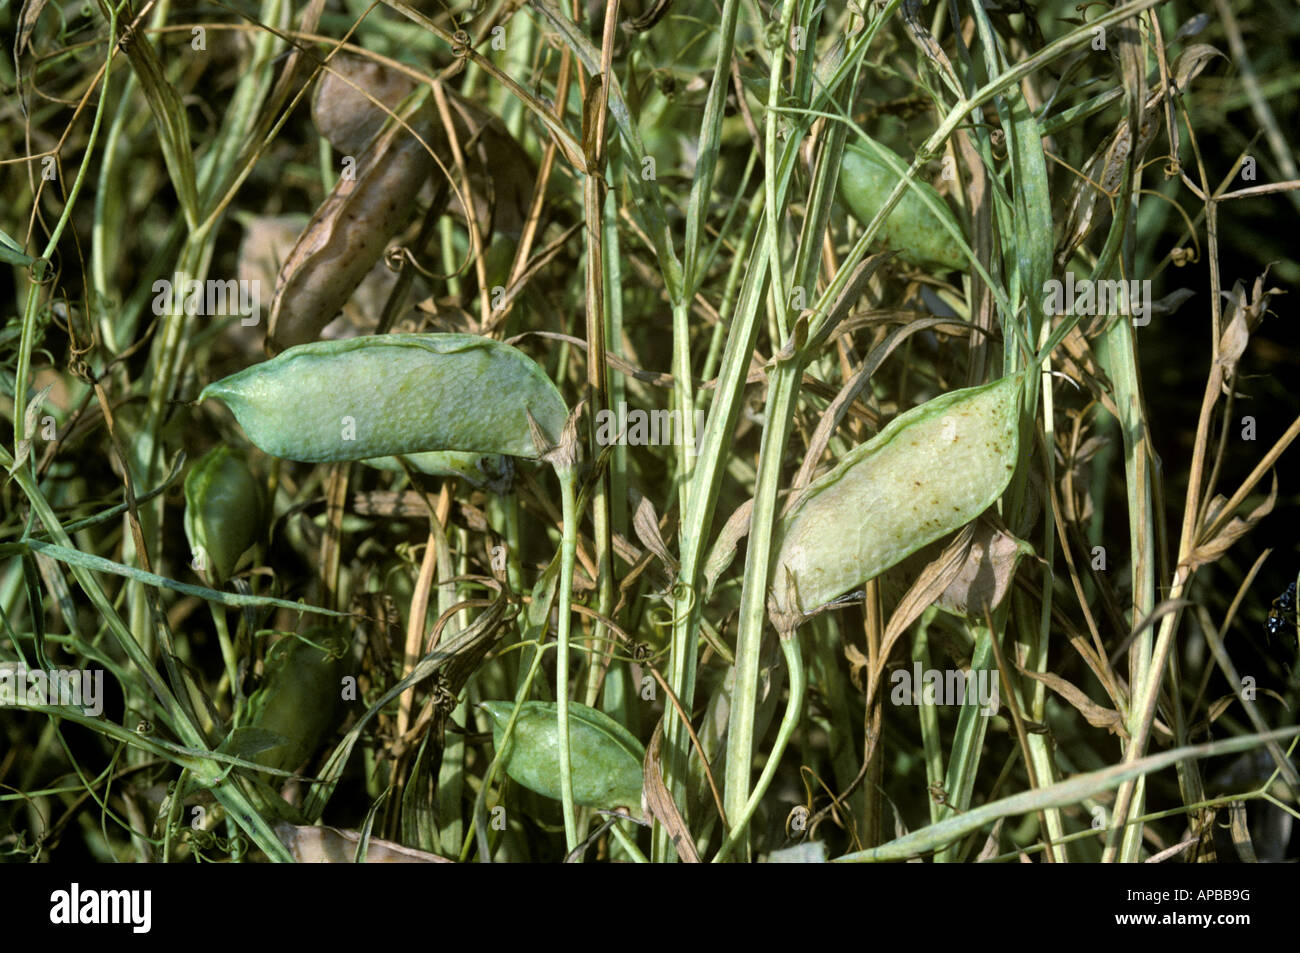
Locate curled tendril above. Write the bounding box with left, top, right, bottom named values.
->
left=762, top=21, right=785, bottom=51
left=450, top=30, right=472, bottom=57
left=647, top=581, right=697, bottom=633
left=27, top=256, right=54, bottom=284
left=68, top=358, right=94, bottom=384
left=785, top=805, right=810, bottom=840
left=383, top=244, right=407, bottom=272
left=182, top=826, right=248, bottom=860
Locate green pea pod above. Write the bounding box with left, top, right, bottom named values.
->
left=183, top=445, right=265, bottom=583
left=481, top=700, right=644, bottom=813
left=771, top=374, right=1023, bottom=618
left=200, top=333, right=568, bottom=463
left=838, top=139, right=966, bottom=272
left=359, top=450, right=514, bottom=491
left=239, top=628, right=349, bottom=773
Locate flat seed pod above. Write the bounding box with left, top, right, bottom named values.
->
left=183, top=445, right=265, bottom=583
left=200, top=334, right=568, bottom=463
left=481, top=700, right=645, bottom=812
left=770, top=374, right=1023, bottom=619
left=838, top=140, right=966, bottom=272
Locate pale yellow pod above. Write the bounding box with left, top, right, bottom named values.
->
left=770, top=374, right=1024, bottom=618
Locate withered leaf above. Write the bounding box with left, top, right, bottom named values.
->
left=1017, top=669, right=1128, bottom=737
left=934, top=517, right=1034, bottom=617
left=1186, top=474, right=1278, bottom=570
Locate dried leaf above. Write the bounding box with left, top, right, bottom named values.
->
left=1172, top=44, right=1224, bottom=96
left=630, top=489, right=678, bottom=574
left=843, top=642, right=870, bottom=694
left=1018, top=668, right=1128, bottom=737
left=1226, top=801, right=1257, bottom=864
left=867, top=525, right=977, bottom=702
left=15, top=0, right=50, bottom=61
left=702, top=498, right=753, bottom=600
left=1216, top=270, right=1281, bottom=391
left=641, top=718, right=700, bottom=862
left=934, top=518, right=1034, bottom=616
left=11, top=383, right=53, bottom=473
left=274, top=823, right=451, bottom=863
left=1185, top=474, right=1278, bottom=570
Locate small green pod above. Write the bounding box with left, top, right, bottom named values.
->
left=481, top=700, right=644, bottom=812
left=183, top=445, right=265, bottom=583
left=200, top=333, right=568, bottom=464
left=838, top=139, right=966, bottom=272
left=241, top=628, right=349, bottom=773
left=359, top=450, right=514, bottom=491
left=770, top=374, right=1023, bottom=618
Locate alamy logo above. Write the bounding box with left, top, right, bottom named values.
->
left=49, top=884, right=151, bottom=933
left=890, top=663, right=1000, bottom=716
left=594, top=402, right=706, bottom=455
left=1042, top=271, right=1152, bottom=326
left=0, top=664, right=104, bottom=716
left=152, top=271, right=260, bottom=323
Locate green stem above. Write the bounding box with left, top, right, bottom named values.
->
left=713, top=633, right=804, bottom=862
left=721, top=360, right=803, bottom=859
left=555, top=468, right=580, bottom=851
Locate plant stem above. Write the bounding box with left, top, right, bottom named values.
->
left=713, top=633, right=804, bottom=862
left=555, top=468, right=580, bottom=851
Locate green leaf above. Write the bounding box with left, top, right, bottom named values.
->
left=12, top=539, right=344, bottom=617
left=0, top=227, right=34, bottom=266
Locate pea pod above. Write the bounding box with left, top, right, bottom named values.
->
left=239, top=628, right=349, bottom=773
left=183, top=445, right=265, bottom=583
left=200, top=333, right=568, bottom=463
left=311, top=54, right=421, bottom=155
left=359, top=450, right=514, bottom=491
left=481, top=700, right=645, bottom=812
left=770, top=374, right=1023, bottom=618
left=838, top=139, right=966, bottom=272
left=268, top=97, right=442, bottom=352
